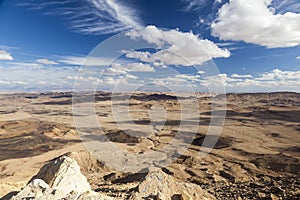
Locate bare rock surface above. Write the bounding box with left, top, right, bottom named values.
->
left=7, top=154, right=216, bottom=200
left=29, top=156, right=91, bottom=195
left=9, top=156, right=113, bottom=200
left=129, top=169, right=216, bottom=200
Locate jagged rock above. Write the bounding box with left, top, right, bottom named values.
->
left=270, top=193, right=279, bottom=200
left=10, top=179, right=79, bottom=200
left=11, top=179, right=51, bottom=199
left=78, top=191, right=114, bottom=200
left=10, top=180, right=111, bottom=200
left=10, top=156, right=113, bottom=200
left=129, top=169, right=216, bottom=200
left=8, top=155, right=215, bottom=200
left=29, top=156, right=91, bottom=195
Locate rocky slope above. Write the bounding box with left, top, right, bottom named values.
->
left=3, top=154, right=215, bottom=200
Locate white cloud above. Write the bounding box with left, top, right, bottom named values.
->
left=0, top=50, right=13, bottom=60
left=200, top=73, right=243, bottom=88
left=36, top=58, right=58, bottom=65
left=22, top=0, right=142, bottom=35
left=211, top=0, right=300, bottom=48
left=0, top=80, right=10, bottom=85
left=112, top=62, right=155, bottom=72
left=231, top=74, right=253, bottom=78
left=59, top=56, right=112, bottom=66
left=181, top=0, right=210, bottom=11
left=102, top=62, right=154, bottom=82
left=181, top=0, right=224, bottom=29
left=215, top=42, right=237, bottom=47
left=1, top=61, right=299, bottom=92
left=173, top=74, right=202, bottom=82
left=181, top=0, right=223, bottom=12
left=123, top=51, right=152, bottom=62
left=297, top=56, right=300, bottom=59
left=0, top=45, right=19, bottom=51
left=104, top=67, right=127, bottom=76
left=126, top=25, right=230, bottom=66
left=0, top=63, right=79, bottom=91
left=125, top=74, right=138, bottom=80
left=125, top=63, right=155, bottom=72
left=8, top=62, right=41, bottom=68
left=255, top=68, right=300, bottom=81
left=200, top=69, right=300, bottom=92
left=149, top=74, right=202, bottom=86
left=197, top=70, right=205, bottom=74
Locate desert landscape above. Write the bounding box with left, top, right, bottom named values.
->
left=0, top=91, right=299, bottom=199
left=1, top=0, right=300, bottom=199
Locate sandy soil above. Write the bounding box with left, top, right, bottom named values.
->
left=0, top=92, right=299, bottom=199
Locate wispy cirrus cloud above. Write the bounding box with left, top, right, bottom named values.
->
left=20, top=0, right=143, bottom=35
left=58, top=55, right=113, bottom=66
left=0, top=45, right=19, bottom=51
left=180, top=0, right=224, bottom=27
left=36, top=58, right=58, bottom=65
left=181, top=0, right=223, bottom=12
left=271, top=0, right=300, bottom=13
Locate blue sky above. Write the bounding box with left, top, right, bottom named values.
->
left=0, top=0, right=299, bottom=92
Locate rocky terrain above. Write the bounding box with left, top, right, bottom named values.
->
left=0, top=92, right=299, bottom=199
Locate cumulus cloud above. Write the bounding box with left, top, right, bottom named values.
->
left=201, top=69, right=300, bottom=92
left=104, top=67, right=127, bottom=76
left=36, top=59, right=58, bottom=65
left=152, top=74, right=201, bottom=84
left=0, top=50, right=13, bottom=60
left=211, top=0, right=300, bottom=48
left=101, top=62, right=155, bottom=85
left=0, top=62, right=79, bottom=91
left=255, top=68, right=300, bottom=81
left=297, top=56, right=300, bottom=59
left=148, top=74, right=203, bottom=91
left=126, top=25, right=230, bottom=66
left=124, top=74, right=138, bottom=80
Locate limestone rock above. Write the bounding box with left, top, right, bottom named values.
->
left=129, top=169, right=216, bottom=200
left=10, top=156, right=113, bottom=200
left=11, top=179, right=50, bottom=199
left=10, top=179, right=79, bottom=200
left=29, top=156, right=91, bottom=194
left=78, top=191, right=114, bottom=200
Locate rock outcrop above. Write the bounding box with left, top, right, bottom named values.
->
left=8, top=154, right=216, bottom=200
left=129, top=169, right=216, bottom=200
left=10, top=156, right=113, bottom=200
